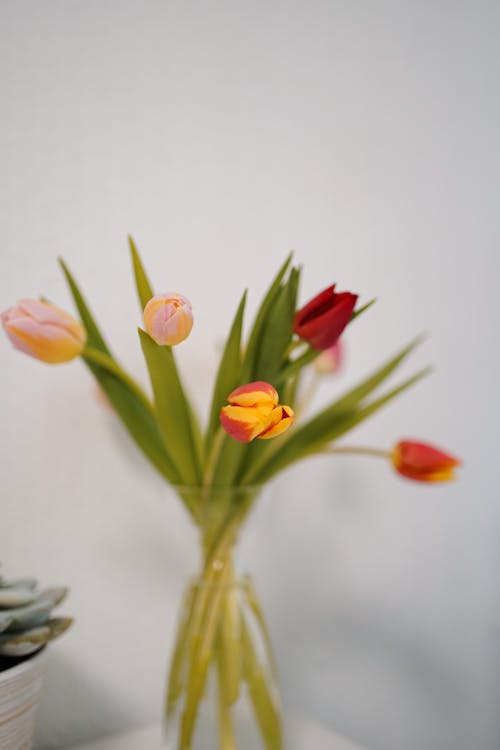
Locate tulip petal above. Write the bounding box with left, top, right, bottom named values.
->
left=220, top=405, right=274, bottom=443
left=294, top=285, right=336, bottom=328
left=2, top=300, right=86, bottom=363
left=143, top=293, right=194, bottom=346
left=296, top=292, right=358, bottom=350
left=227, top=382, right=278, bottom=408
left=258, top=405, right=294, bottom=439
left=392, top=440, right=461, bottom=483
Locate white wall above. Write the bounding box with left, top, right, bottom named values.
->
left=1, top=2, right=498, bottom=748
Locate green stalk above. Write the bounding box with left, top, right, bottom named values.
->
left=164, top=583, right=198, bottom=725
left=216, top=630, right=237, bottom=749
left=241, top=614, right=282, bottom=750
left=220, top=564, right=242, bottom=705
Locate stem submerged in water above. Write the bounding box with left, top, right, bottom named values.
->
left=164, top=515, right=282, bottom=750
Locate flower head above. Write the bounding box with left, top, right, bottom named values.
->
left=143, top=293, right=194, bottom=346
left=314, top=339, right=344, bottom=375
left=1, top=299, right=86, bottom=364
left=294, top=285, right=358, bottom=350
left=392, top=440, right=461, bottom=482
left=220, top=381, right=294, bottom=443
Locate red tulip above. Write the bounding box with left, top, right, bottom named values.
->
left=392, top=440, right=461, bottom=483
left=293, top=285, right=358, bottom=350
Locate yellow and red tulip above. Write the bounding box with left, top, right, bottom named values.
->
left=294, top=285, right=358, bottom=350
left=392, top=440, right=461, bottom=482
left=220, top=381, right=294, bottom=443
left=143, top=293, right=193, bottom=346
left=1, top=299, right=86, bottom=364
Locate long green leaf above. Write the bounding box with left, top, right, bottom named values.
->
left=210, top=256, right=293, bottom=486
left=83, top=357, right=180, bottom=483
left=240, top=253, right=293, bottom=382
left=58, top=259, right=110, bottom=353
left=284, top=335, right=425, bottom=449
left=244, top=367, right=431, bottom=484
left=252, top=266, right=300, bottom=382
left=83, top=346, right=154, bottom=414
left=352, top=297, right=377, bottom=320
left=139, top=329, right=202, bottom=485
left=205, top=291, right=247, bottom=449
left=130, top=239, right=205, bottom=473
left=128, top=235, right=154, bottom=309
left=59, top=259, right=179, bottom=483
left=241, top=337, right=427, bottom=485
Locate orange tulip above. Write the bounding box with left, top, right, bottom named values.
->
left=220, top=381, right=294, bottom=443
left=392, top=440, right=461, bottom=482
left=1, top=299, right=86, bottom=364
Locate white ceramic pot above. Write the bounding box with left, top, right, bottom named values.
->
left=0, top=649, right=47, bottom=750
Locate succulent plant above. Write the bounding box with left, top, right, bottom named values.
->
left=0, top=574, right=72, bottom=667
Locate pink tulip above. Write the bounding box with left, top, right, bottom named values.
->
left=314, top=339, right=344, bottom=375
left=143, top=293, right=193, bottom=346
left=2, top=299, right=86, bottom=364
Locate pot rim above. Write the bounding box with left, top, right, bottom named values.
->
left=0, top=646, right=47, bottom=683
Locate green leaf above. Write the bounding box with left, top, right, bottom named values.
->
left=83, top=346, right=154, bottom=414
left=245, top=367, right=431, bottom=484
left=241, top=337, right=428, bottom=484
left=205, top=291, right=247, bottom=449
left=210, top=435, right=248, bottom=488
left=276, top=346, right=318, bottom=385
left=352, top=297, right=377, bottom=320
left=83, top=356, right=180, bottom=483
left=59, top=259, right=179, bottom=484
left=128, top=235, right=154, bottom=310
left=139, top=329, right=202, bottom=485
left=240, top=253, right=293, bottom=382
left=323, top=334, right=425, bottom=415
left=252, top=265, right=301, bottom=382
left=211, top=255, right=294, bottom=487
left=58, top=259, right=110, bottom=354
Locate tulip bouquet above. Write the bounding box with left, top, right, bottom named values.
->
left=2, top=240, right=460, bottom=750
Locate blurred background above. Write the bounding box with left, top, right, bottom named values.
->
left=0, top=1, right=498, bottom=749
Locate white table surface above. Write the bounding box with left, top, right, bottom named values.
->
left=63, top=714, right=364, bottom=750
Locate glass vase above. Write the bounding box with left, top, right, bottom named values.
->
left=163, top=486, right=282, bottom=750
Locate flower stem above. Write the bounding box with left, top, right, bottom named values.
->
left=322, top=445, right=392, bottom=459
left=203, top=427, right=225, bottom=487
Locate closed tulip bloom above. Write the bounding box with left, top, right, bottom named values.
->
left=392, top=440, right=461, bottom=482
left=1, top=299, right=86, bottom=364
left=315, top=339, right=344, bottom=375
left=143, top=293, right=193, bottom=346
left=294, top=285, right=358, bottom=350
left=220, top=381, right=294, bottom=443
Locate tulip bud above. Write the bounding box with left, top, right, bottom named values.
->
left=314, top=339, right=344, bottom=375
left=1, top=299, right=86, bottom=364
left=294, top=285, right=358, bottom=350
left=392, top=440, right=461, bottom=482
left=220, top=381, right=294, bottom=443
left=143, top=293, right=193, bottom=346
